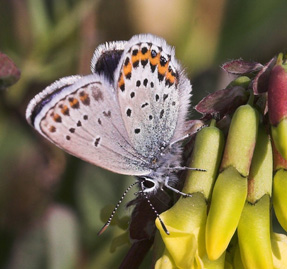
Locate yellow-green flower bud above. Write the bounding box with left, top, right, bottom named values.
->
left=272, top=140, right=287, bottom=233
left=220, top=104, right=259, bottom=176
left=273, top=169, right=287, bottom=232
left=155, top=193, right=207, bottom=268
left=228, top=76, right=251, bottom=89
left=271, top=119, right=287, bottom=160
left=155, top=249, right=177, bottom=269
left=155, top=122, right=225, bottom=268
left=206, top=104, right=259, bottom=260
left=238, top=195, right=272, bottom=269
left=246, top=126, right=273, bottom=203
left=205, top=166, right=247, bottom=260
left=237, top=127, right=273, bottom=268
left=185, top=120, right=224, bottom=200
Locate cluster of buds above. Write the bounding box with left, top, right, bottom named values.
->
left=154, top=53, right=287, bottom=268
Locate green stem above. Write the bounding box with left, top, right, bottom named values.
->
left=210, top=118, right=217, bottom=128
left=247, top=90, right=254, bottom=106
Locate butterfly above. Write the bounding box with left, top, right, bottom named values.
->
left=26, top=34, right=202, bottom=234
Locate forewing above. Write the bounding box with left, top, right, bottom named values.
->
left=26, top=74, right=150, bottom=176
left=114, top=34, right=192, bottom=159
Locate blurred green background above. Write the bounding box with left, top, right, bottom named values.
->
left=1, top=0, right=287, bottom=268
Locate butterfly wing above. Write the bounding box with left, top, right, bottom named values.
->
left=114, top=34, right=192, bottom=159
left=90, top=40, right=127, bottom=83
left=26, top=74, right=151, bottom=176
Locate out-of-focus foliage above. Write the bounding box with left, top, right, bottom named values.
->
left=0, top=0, right=286, bottom=268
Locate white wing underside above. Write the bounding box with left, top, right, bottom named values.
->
left=26, top=34, right=192, bottom=177
left=114, top=34, right=191, bottom=159
left=26, top=75, right=151, bottom=176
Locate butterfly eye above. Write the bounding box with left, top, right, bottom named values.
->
left=140, top=177, right=158, bottom=193
left=143, top=179, right=154, bottom=189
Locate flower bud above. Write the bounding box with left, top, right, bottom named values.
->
left=206, top=103, right=259, bottom=260
left=220, top=104, right=259, bottom=176
left=155, top=122, right=225, bottom=268
left=268, top=53, right=287, bottom=159
left=237, top=127, right=273, bottom=268
left=272, top=143, right=287, bottom=232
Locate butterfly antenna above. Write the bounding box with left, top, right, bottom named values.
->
left=97, top=181, right=139, bottom=236
left=140, top=182, right=170, bottom=235
left=168, top=166, right=206, bottom=172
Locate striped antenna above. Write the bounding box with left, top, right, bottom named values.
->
left=140, top=181, right=170, bottom=235
left=97, top=181, right=139, bottom=236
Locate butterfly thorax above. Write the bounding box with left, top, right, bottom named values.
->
left=138, top=142, right=183, bottom=195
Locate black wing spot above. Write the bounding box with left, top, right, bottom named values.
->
left=155, top=94, right=159, bottom=101
left=66, top=135, right=71, bottom=140
left=149, top=115, right=153, bottom=120
left=130, top=92, right=135, bottom=98
left=94, top=137, right=101, bottom=147
left=83, top=115, right=88, bottom=120
left=134, top=128, right=141, bottom=134
left=172, top=101, right=176, bottom=106
left=158, top=73, right=164, bottom=82
left=141, top=47, right=148, bottom=54
left=125, top=72, right=131, bottom=79
left=141, top=102, right=148, bottom=108
left=141, top=59, right=148, bottom=67
left=103, top=111, right=111, bottom=117
left=69, top=128, right=75, bottom=133
left=136, top=80, right=141, bottom=87
left=133, top=61, right=139, bottom=68
left=126, top=108, right=132, bottom=117
left=120, top=84, right=125, bottom=92
left=160, top=56, right=167, bottom=66
left=150, top=63, right=156, bottom=73
left=77, top=120, right=82, bottom=127
left=143, top=79, right=148, bottom=87
left=160, top=109, right=164, bottom=119
left=150, top=82, right=154, bottom=88
left=98, top=118, right=102, bottom=125
left=124, top=57, right=130, bottom=66
left=163, top=94, right=169, bottom=101
left=165, top=79, right=173, bottom=87
left=132, top=49, right=138, bottom=56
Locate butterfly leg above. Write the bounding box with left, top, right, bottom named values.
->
left=164, top=177, right=192, bottom=198
left=168, top=166, right=206, bottom=172
left=169, top=133, right=190, bottom=148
